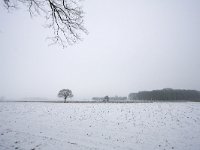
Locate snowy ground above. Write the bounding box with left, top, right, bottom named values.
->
left=0, top=102, right=200, bottom=150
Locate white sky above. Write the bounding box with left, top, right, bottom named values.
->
left=0, top=0, right=200, bottom=100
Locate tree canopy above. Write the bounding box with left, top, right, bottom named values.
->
left=58, top=89, right=73, bottom=103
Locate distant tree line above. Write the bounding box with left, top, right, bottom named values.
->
left=128, top=88, right=200, bottom=101
left=92, top=96, right=127, bottom=101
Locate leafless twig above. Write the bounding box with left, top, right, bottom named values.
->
left=3, top=0, right=87, bottom=48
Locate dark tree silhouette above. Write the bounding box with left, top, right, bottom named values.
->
left=104, top=96, right=109, bottom=102
left=129, top=88, right=200, bottom=101
left=58, top=89, right=73, bottom=103
left=3, top=0, right=87, bottom=47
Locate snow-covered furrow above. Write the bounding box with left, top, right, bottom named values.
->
left=0, top=102, right=200, bottom=150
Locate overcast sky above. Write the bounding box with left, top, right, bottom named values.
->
left=0, top=0, right=200, bottom=100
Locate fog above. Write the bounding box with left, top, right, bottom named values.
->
left=0, top=0, right=200, bottom=100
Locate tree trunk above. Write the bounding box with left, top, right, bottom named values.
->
left=64, top=97, right=67, bottom=103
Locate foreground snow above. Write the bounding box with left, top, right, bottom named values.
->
left=0, top=102, right=200, bottom=150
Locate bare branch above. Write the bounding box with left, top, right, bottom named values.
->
left=3, top=0, right=88, bottom=48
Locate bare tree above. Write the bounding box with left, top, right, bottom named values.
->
left=3, top=0, right=88, bottom=47
left=58, top=89, right=73, bottom=103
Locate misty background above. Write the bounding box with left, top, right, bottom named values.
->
left=0, top=0, right=200, bottom=100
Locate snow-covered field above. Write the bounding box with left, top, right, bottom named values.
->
left=0, top=102, right=200, bottom=150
